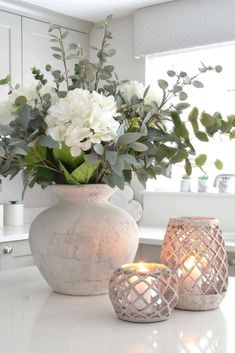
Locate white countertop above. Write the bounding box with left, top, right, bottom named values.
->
left=0, top=224, right=30, bottom=242
left=0, top=266, right=234, bottom=353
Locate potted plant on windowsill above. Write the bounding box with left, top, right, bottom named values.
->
left=0, top=15, right=234, bottom=295
left=180, top=174, right=191, bottom=192
left=198, top=175, right=209, bottom=192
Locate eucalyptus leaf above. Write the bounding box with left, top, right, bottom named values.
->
left=175, top=103, right=190, bottom=111
left=167, top=70, right=176, bottom=77
left=214, top=159, right=223, bottom=170
left=185, top=159, right=192, bottom=175
left=195, top=154, right=207, bottom=167
left=51, top=46, right=62, bottom=52
left=53, top=53, right=62, bottom=60
left=118, top=132, right=144, bottom=145
left=195, top=131, right=209, bottom=142
left=19, top=105, right=31, bottom=128
left=129, top=142, right=148, bottom=152
left=106, top=150, right=118, bottom=165
left=0, top=74, right=10, bottom=85
left=39, top=136, right=59, bottom=148
left=0, top=145, right=5, bottom=157
left=215, top=65, right=222, bottom=73
left=158, top=79, right=168, bottom=90
left=93, top=144, right=104, bottom=155
left=192, top=80, right=204, bottom=88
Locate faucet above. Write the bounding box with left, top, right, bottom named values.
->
left=213, top=174, right=235, bottom=193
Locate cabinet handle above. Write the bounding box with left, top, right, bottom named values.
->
left=3, top=246, right=13, bottom=255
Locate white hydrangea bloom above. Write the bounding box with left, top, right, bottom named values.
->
left=45, top=88, right=120, bottom=157
left=120, top=80, right=160, bottom=106
left=0, top=85, right=58, bottom=125
left=0, top=100, right=17, bottom=125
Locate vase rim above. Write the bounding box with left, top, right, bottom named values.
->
left=49, top=184, right=113, bottom=190
left=169, top=216, right=219, bottom=227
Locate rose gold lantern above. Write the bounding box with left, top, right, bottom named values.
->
left=160, top=217, right=229, bottom=311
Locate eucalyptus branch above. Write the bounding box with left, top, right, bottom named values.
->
left=58, top=27, right=69, bottom=90
left=94, top=24, right=108, bottom=91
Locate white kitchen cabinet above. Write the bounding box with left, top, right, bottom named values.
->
left=0, top=11, right=22, bottom=99
left=22, top=17, right=89, bottom=86
left=0, top=239, right=34, bottom=271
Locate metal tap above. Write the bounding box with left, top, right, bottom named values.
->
left=213, top=174, right=235, bottom=192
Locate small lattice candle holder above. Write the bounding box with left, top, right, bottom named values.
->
left=160, top=217, right=229, bottom=311
left=109, top=262, right=178, bottom=323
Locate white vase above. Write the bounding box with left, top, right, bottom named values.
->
left=29, top=185, right=139, bottom=296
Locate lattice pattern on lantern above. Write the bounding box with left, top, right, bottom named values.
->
left=109, top=263, right=178, bottom=323
left=160, top=217, right=229, bottom=311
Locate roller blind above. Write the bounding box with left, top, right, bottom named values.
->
left=134, top=0, right=235, bottom=57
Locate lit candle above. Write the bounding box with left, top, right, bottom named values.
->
left=181, top=256, right=201, bottom=294
left=122, top=262, right=164, bottom=310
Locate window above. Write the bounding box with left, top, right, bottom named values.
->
left=145, top=42, right=235, bottom=192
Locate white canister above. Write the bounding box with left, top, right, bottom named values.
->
left=4, top=201, right=24, bottom=226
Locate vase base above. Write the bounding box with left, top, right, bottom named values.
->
left=176, top=292, right=227, bottom=311
left=43, top=276, right=111, bottom=296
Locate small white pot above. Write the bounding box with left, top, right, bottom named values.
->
left=180, top=179, right=191, bottom=192
left=198, top=179, right=208, bottom=193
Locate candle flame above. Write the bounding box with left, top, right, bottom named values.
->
left=138, top=262, right=149, bottom=273
left=184, top=256, right=196, bottom=271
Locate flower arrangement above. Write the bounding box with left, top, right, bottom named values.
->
left=0, top=15, right=234, bottom=195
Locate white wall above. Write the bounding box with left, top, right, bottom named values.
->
left=89, top=15, right=145, bottom=83
left=140, top=192, right=235, bottom=233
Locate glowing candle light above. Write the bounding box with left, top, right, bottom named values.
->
left=182, top=256, right=201, bottom=294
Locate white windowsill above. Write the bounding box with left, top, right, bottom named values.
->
left=142, top=190, right=235, bottom=197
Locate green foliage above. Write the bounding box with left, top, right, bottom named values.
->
left=195, top=154, right=207, bottom=167
left=71, top=162, right=99, bottom=184
left=0, top=16, right=233, bottom=193
left=0, top=74, right=10, bottom=85
left=53, top=144, right=84, bottom=168
left=214, top=159, right=223, bottom=170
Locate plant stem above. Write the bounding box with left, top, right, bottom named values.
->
left=24, top=162, right=64, bottom=174
left=58, top=27, right=69, bottom=91
left=94, top=24, right=108, bottom=91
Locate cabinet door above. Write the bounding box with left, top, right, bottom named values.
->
left=0, top=240, right=34, bottom=271
left=22, top=17, right=89, bottom=86
left=0, top=11, right=22, bottom=100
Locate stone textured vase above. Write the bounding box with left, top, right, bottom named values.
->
left=29, top=185, right=139, bottom=296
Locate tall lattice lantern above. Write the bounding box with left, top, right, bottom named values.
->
left=160, top=217, right=228, bottom=311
